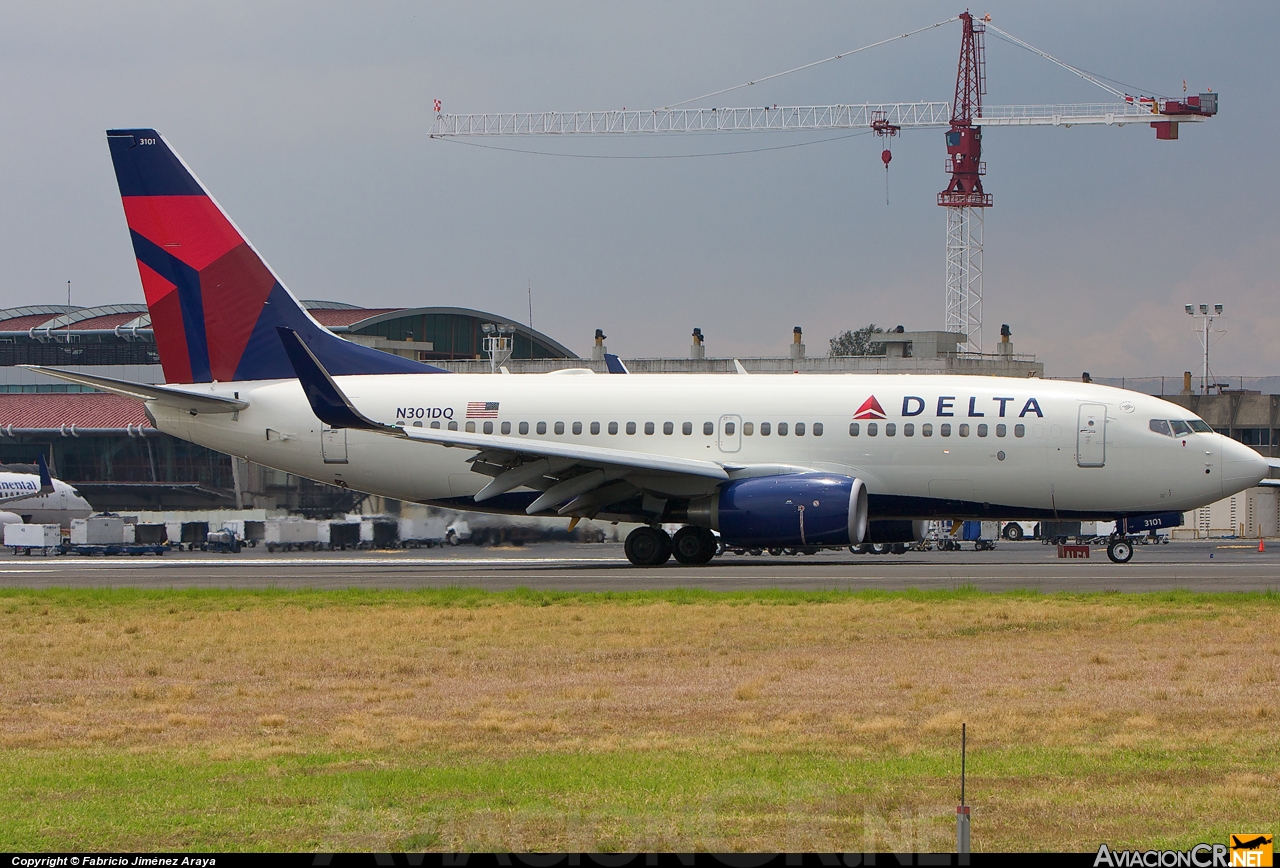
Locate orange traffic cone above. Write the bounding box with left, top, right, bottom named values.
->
left=1260, top=538, right=1266, bottom=553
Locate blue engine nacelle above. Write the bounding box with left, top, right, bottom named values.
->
left=688, top=473, right=868, bottom=548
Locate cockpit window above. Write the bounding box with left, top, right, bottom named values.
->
left=1170, top=420, right=1193, bottom=437
left=1188, top=420, right=1213, bottom=433
left=1149, top=420, right=1173, bottom=437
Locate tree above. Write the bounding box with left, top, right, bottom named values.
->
left=828, top=324, right=886, bottom=357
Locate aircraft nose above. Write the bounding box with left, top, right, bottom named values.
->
left=1219, top=436, right=1268, bottom=496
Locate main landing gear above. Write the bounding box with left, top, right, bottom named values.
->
left=672, top=526, right=717, bottom=565
left=624, top=526, right=671, bottom=566
left=624, top=525, right=718, bottom=566
left=1106, top=538, right=1134, bottom=564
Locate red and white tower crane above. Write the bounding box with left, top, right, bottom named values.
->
left=431, top=13, right=1218, bottom=353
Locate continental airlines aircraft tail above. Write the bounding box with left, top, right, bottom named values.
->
left=29, top=129, right=1274, bottom=566
left=104, top=129, right=445, bottom=383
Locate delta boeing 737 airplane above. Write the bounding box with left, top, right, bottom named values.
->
left=28, top=129, right=1272, bottom=565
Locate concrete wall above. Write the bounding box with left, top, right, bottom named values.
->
left=1175, top=486, right=1278, bottom=539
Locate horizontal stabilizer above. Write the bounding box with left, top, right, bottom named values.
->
left=21, top=366, right=247, bottom=414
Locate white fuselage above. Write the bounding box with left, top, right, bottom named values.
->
left=0, top=474, right=93, bottom=527
left=149, top=372, right=1266, bottom=519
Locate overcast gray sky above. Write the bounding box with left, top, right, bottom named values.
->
left=1, top=2, right=1275, bottom=378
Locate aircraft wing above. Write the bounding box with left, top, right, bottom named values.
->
left=279, top=327, right=739, bottom=514
left=0, top=454, right=56, bottom=506
left=21, top=366, right=248, bottom=415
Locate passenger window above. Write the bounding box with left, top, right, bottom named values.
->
left=483, top=421, right=493, bottom=434
left=412, top=421, right=422, bottom=428
left=725, top=421, right=736, bottom=435
left=867, top=423, right=878, bottom=437
left=794, top=422, right=804, bottom=436
left=626, top=422, right=637, bottom=435
left=683, top=422, right=693, bottom=435
left=996, top=423, right=1006, bottom=437
left=977, top=423, right=988, bottom=437
left=448, top=420, right=459, bottom=431
left=940, top=423, right=952, bottom=437
left=849, top=422, right=859, bottom=436
left=1188, top=420, right=1213, bottom=433
left=519, top=422, right=529, bottom=435
left=1014, top=424, right=1025, bottom=438
left=743, top=422, right=754, bottom=435
left=884, top=423, right=895, bottom=437
left=537, top=421, right=547, bottom=435
left=608, top=421, right=619, bottom=435
left=590, top=421, right=600, bottom=435
left=959, top=424, right=970, bottom=437
left=664, top=422, right=674, bottom=435
left=812, top=422, right=822, bottom=436
left=554, top=421, right=564, bottom=435
left=572, top=421, right=582, bottom=435
left=761, top=422, right=771, bottom=436
left=703, top=422, right=714, bottom=435
left=430, top=420, right=441, bottom=429
left=778, top=422, right=789, bottom=436
left=644, top=422, right=655, bottom=435
left=1149, top=419, right=1173, bottom=436
left=922, top=423, right=933, bottom=437
left=1171, top=420, right=1192, bottom=436
left=501, top=421, right=511, bottom=434
left=903, top=423, right=914, bottom=437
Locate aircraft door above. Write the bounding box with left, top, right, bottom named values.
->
left=1077, top=404, right=1106, bottom=467
left=718, top=415, right=742, bottom=453
left=322, top=427, right=349, bottom=464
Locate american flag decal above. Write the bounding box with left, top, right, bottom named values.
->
left=466, top=401, right=500, bottom=418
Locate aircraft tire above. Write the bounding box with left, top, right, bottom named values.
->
left=1106, top=539, right=1134, bottom=564
left=625, top=526, right=672, bottom=566
left=672, top=526, right=716, bottom=565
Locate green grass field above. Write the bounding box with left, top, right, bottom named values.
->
left=1, top=587, right=1277, bottom=851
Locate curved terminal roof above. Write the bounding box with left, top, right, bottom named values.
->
left=0, top=301, right=578, bottom=359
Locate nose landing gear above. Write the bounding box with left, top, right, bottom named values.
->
left=1106, top=538, right=1134, bottom=563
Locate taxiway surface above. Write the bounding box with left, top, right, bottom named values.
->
left=0, top=540, right=1276, bottom=592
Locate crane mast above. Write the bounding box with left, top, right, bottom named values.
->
left=939, top=11, right=991, bottom=352
left=430, top=14, right=1219, bottom=355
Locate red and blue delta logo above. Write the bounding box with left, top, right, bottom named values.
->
left=853, top=395, right=887, bottom=420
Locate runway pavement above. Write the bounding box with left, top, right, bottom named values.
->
left=0, top=539, right=1276, bottom=592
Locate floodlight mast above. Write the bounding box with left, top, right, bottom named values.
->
left=431, top=14, right=1218, bottom=354
left=1185, top=303, right=1224, bottom=395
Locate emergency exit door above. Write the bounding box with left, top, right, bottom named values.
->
left=322, top=427, right=348, bottom=464
left=1077, top=404, right=1106, bottom=467
left=718, top=415, right=742, bottom=453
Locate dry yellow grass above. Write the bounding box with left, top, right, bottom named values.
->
left=1, top=588, right=1278, bottom=850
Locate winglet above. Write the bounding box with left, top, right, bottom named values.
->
left=603, top=353, right=629, bottom=374
left=277, top=327, right=401, bottom=433
left=36, top=454, right=54, bottom=494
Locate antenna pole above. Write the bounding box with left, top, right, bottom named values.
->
left=957, top=722, right=971, bottom=858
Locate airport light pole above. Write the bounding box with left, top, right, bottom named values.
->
left=482, top=322, right=516, bottom=374
left=1184, top=304, right=1223, bottom=395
